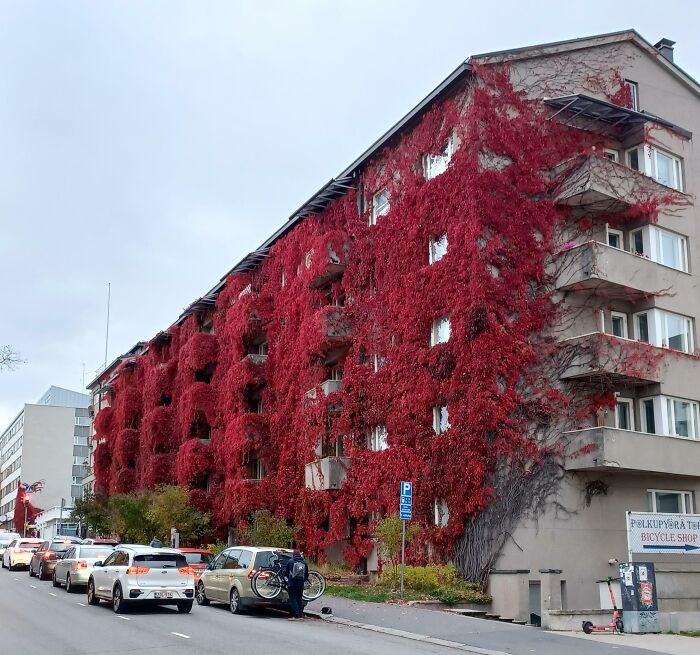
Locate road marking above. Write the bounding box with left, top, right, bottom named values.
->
left=30, top=584, right=36, bottom=589
left=76, top=602, right=86, bottom=607
left=48, top=592, right=57, bottom=597
left=171, top=632, right=190, bottom=639
left=117, top=616, right=131, bottom=621
left=14, top=578, right=19, bottom=581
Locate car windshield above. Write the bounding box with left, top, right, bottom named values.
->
left=51, top=543, right=72, bottom=553
left=134, top=554, right=188, bottom=569
left=18, top=541, right=40, bottom=550
left=254, top=550, right=291, bottom=569
left=79, top=547, right=113, bottom=559
left=184, top=552, right=213, bottom=565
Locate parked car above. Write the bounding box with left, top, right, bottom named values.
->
left=29, top=537, right=83, bottom=580
left=178, top=548, right=214, bottom=582
left=52, top=543, right=115, bottom=592
left=0, top=532, right=22, bottom=561
left=87, top=545, right=195, bottom=613
left=82, top=538, right=119, bottom=546
left=196, top=546, right=297, bottom=614
left=1, top=538, right=42, bottom=570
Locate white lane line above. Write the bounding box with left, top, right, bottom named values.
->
left=48, top=592, right=57, bottom=597
left=14, top=578, right=19, bottom=581
left=76, top=602, right=86, bottom=607
left=30, top=584, right=36, bottom=589
left=117, top=616, right=131, bottom=621
left=171, top=632, right=190, bottom=639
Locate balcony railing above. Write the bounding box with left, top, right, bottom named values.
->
left=554, top=155, right=685, bottom=213
left=565, top=427, right=700, bottom=477
left=304, top=456, right=350, bottom=490
left=556, top=241, right=691, bottom=302
left=243, top=353, right=267, bottom=365
left=305, top=379, right=343, bottom=401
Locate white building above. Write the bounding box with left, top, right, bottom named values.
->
left=34, top=504, right=78, bottom=540
left=0, top=386, right=90, bottom=530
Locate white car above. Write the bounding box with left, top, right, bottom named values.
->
left=1, top=538, right=42, bottom=570
left=52, top=543, right=115, bottom=592
left=0, top=532, right=22, bottom=562
left=87, top=545, right=195, bottom=613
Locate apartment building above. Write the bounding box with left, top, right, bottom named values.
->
left=93, top=30, right=700, bottom=619
left=0, top=386, right=90, bottom=530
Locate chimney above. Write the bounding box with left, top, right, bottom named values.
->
left=654, top=38, right=676, bottom=62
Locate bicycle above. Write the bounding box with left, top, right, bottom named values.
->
left=251, top=555, right=326, bottom=602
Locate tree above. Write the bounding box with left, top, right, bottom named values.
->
left=70, top=490, right=111, bottom=537
left=242, top=510, right=295, bottom=548
left=375, top=514, right=419, bottom=588
left=109, top=492, right=156, bottom=543
left=0, top=345, right=22, bottom=372
left=147, top=485, right=210, bottom=545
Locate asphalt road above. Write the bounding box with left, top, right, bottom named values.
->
left=0, top=566, right=450, bottom=654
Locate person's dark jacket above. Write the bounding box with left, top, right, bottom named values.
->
left=284, top=555, right=309, bottom=588
left=149, top=538, right=164, bottom=548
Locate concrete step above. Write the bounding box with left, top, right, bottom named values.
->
left=444, top=609, right=488, bottom=618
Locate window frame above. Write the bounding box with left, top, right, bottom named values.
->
left=432, top=406, right=450, bottom=435
left=606, top=226, right=624, bottom=250
left=639, top=395, right=700, bottom=439
left=624, top=80, right=639, bottom=111
left=647, top=489, right=694, bottom=514
left=429, top=233, right=448, bottom=264
left=430, top=317, right=451, bottom=347
left=610, top=312, right=629, bottom=339
left=614, top=397, right=635, bottom=431
left=367, top=425, right=388, bottom=451
left=433, top=498, right=449, bottom=527
left=424, top=134, right=455, bottom=180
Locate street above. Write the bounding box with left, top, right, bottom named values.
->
left=0, top=569, right=449, bottom=654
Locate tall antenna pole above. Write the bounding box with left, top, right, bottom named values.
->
left=104, top=282, right=111, bottom=369
left=82, top=362, right=85, bottom=390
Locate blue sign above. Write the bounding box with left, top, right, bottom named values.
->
left=400, top=481, right=413, bottom=520
left=400, top=481, right=413, bottom=498
left=400, top=507, right=412, bottom=520
left=400, top=496, right=412, bottom=507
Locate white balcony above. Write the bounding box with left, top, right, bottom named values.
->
left=304, top=456, right=350, bottom=490
left=305, top=379, right=343, bottom=401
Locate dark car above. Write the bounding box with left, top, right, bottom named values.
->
left=29, top=537, right=82, bottom=580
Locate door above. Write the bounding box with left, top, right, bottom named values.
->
left=204, top=551, right=229, bottom=602
left=107, top=551, right=130, bottom=597
left=221, top=549, right=243, bottom=599
left=56, top=547, right=75, bottom=583
left=33, top=542, right=49, bottom=574
left=94, top=551, right=119, bottom=597
left=235, top=549, right=254, bottom=594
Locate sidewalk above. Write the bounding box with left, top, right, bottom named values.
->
left=305, top=595, right=686, bottom=655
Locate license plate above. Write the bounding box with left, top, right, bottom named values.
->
left=154, top=591, right=173, bottom=599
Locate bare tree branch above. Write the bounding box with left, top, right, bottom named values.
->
left=0, top=345, right=23, bottom=372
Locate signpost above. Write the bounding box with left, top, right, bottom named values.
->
left=626, top=511, right=700, bottom=560
left=399, top=481, right=412, bottom=598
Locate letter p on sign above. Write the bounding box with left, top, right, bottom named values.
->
left=401, top=481, right=412, bottom=497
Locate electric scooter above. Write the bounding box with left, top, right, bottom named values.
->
left=582, top=577, right=624, bottom=634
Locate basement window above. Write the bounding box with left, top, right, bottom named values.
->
left=647, top=489, right=693, bottom=514
left=369, top=189, right=390, bottom=226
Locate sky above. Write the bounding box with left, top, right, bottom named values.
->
left=2, top=0, right=700, bottom=427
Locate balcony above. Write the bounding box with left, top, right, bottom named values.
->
left=554, top=155, right=684, bottom=214
left=305, top=379, right=343, bottom=401
left=307, top=233, right=349, bottom=289
left=557, top=241, right=690, bottom=302
left=305, top=307, right=351, bottom=362
left=243, top=353, right=267, bottom=365
left=565, top=427, right=700, bottom=478
left=560, top=333, right=664, bottom=386
left=305, top=456, right=350, bottom=490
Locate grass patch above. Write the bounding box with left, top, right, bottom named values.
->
left=680, top=631, right=700, bottom=637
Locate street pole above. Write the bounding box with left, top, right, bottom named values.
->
left=400, top=518, right=406, bottom=598
left=24, top=501, right=28, bottom=538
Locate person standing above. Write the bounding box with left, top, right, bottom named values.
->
left=149, top=536, right=164, bottom=548
left=285, top=549, right=308, bottom=620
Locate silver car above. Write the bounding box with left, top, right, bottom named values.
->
left=52, top=544, right=115, bottom=592
left=0, top=532, right=22, bottom=563
left=87, top=545, right=195, bottom=613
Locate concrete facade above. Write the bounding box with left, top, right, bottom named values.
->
left=0, top=386, right=90, bottom=530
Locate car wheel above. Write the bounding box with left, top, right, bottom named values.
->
left=87, top=579, right=100, bottom=606
left=229, top=587, right=244, bottom=614
left=52, top=570, right=60, bottom=587
left=196, top=581, right=210, bottom=606
left=29, top=563, right=36, bottom=577
left=113, top=584, right=127, bottom=614
left=38, top=563, right=46, bottom=581
left=177, top=600, right=193, bottom=614
left=9, top=560, right=15, bottom=572
left=66, top=574, right=74, bottom=593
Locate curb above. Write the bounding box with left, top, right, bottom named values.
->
left=304, top=609, right=511, bottom=655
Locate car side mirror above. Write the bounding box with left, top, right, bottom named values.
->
left=94, top=561, right=103, bottom=567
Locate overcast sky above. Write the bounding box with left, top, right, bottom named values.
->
left=2, top=0, right=700, bottom=427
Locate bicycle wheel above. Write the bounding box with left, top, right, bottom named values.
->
left=252, top=570, right=284, bottom=600
left=302, top=570, right=326, bottom=601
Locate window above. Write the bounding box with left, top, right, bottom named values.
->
left=603, top=149, right=619, bottom=163
left=369, top=189, right=390, bottom=225
left=640, top=395, right=700, bottom=438
left=633, top=309, right=693, bottom=352
left=625, top=80, right=639, bottom=111
left=648, top=489, right=693, bottom=514
left=657, top=229, right=688, bottom=272
left=433, top=406, right=450, bottom=435
left=372, top=354, right=386, bottom=372
left=224, top=549, right=242, bottom=569
left=429, top=233, right=448, bottom=264
left=201, top=317, right=214, bottom=334
left=257, top=341, right=268, bottom=356
left=255, top=399, right=264, bottom=414
left=211, top=552, right=227, bottom=570
left=606, top=227, right=623, bottom=249
left=430, top=317, right=451, bottom=347
left=330, top=366, right=343, bottom=381
left=615, top=398, right=634, bottom=431
left=424, top=135, right=455, bottom=179
left=434, top=498, right=449, bottom=527
left=626, top=146, right=683, bottom=191
left=367, top=425, right=388, bottom=451
left=610, top=312, right=628, bottom=339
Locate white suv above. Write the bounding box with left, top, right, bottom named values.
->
left=87, top=545, right=195, bottom=613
